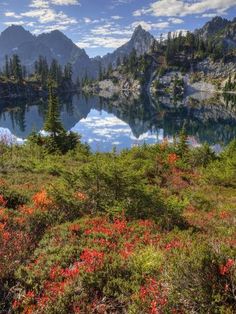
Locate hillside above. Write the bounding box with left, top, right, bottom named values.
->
left=85, top=17, right=236, bottom=95
left=0, top=25, right=154, bottom=81
left=0, top=130, right=236, bottom=313
left=1, top=16, right=236, bottom=87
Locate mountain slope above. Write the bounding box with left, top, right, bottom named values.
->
left=100, top=25, right=156, bottom=69
left=196, top=16, right=236, bottom=49
left=195, top=16, right=230, bottom=39
left=37, top=30, right=87, bottom=66
left=0, top=17, right=235, bottom=82
left=0, top=24, right=156, bottom=80
left=0, top=25, right=34, bottom=55
left=0, top=26, right=94, bottom=79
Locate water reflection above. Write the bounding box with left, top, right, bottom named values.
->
left=0, top=91, right=235, bottom=151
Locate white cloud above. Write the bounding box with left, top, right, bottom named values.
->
left=90, top=23, right=132, bottom=36
left=132, top=21, right=169, bottom=31
left=110, top=0, right=134, bottom=8
left=32, top=24, right=68, bottom=34
left=84, top=17, right=91, bottom=23
left=4, top=21, right=25, bottom=26
left=30, top=0, right=79, bottom=7
left=21, top=8, right=77, bottom=25
left=201, top=13, right=217, bottom=17
left=5, top=11, right=22, bottom=19
left=111, top=15, right=123, bottom=20
left=76, top=36, right=130, bottom=49
left=30, top=0, right=49, bottom=8
left=168, top=17, right=184, bottom=24
left=51, top=0, right=79, bottom=5
left=133, top=0, right=236, bottom=17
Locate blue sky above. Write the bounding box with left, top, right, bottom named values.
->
left=0, top=0, right=236, bottom=57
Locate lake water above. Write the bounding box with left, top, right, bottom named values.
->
left=0, top=92, right=235, bottom=151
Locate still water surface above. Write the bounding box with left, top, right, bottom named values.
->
left=0, top=92, right=235, bottom=151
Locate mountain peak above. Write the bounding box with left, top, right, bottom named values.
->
left=2, top=25, right=30, bottom=36
left=132, top=25, right=148, bottom=38
left=134, top=25, right=143, bottom=33
left=0, top=25, right=34, bottom=54
left=47, top=29, right=66, bottom=37
left=196, top=16, right=230, bottom=39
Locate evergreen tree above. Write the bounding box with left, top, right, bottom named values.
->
left=76, top=77, right=81, bottom=89
left=4, top=55, right=10, bottom=79
left=9, top=58, right=13, bottom=77
left=177, top=125, right=188, bottom=157
left=98, top=62, right=103, bottom=80
left=22, top=65, right=27, bottom=79
left=64, top=63, right=73, bottom=81
left=44, top=84, right=65, bottom=137
left=12, top=54, right=22, bottom=81
left=116, top=57, right=121, bottom=67
left=129, top=49, right=137, bottom=72
left=50, top=59, right=62, bottom=86
left=107, top=63, right=113, bottom=76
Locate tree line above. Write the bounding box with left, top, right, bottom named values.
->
left=0, top=54, right=74, bottom=88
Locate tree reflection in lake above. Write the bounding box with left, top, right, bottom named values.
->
left=0, top=91, right=235, bottom=151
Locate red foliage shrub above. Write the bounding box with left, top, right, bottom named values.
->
left=219, top=259, right=235, bottom=276
left=0, top=194, right=7, bottom=207
left=167, top=153, right=179, bottom=166
left=80, top=248, right=105, bottom=273
left=139, top=278, right=168, bottom=313
left=120, top=241, right=135, bottom=259
left=32, top=190, right=52, bottom=209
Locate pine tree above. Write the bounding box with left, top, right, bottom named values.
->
left=76, top=77, right=81, bottom=89
left=177, top=125, right=188, bottom=157
left=9, top=58, right=13, bottom=77
left=64, top=63, right=72, bottom=81
left=98, top=62, right=103, bottom=80
left=50, top=59, right=62, bottom=86
left=12, top=54, right=22, bottom=81
left=22, top=65, right=27, bottom=79
left=44, top=84, right=65, bottom=137
left=107, top=63, right=113, bottom=76
left=116, top=56, right=121, bottom=67
left=4, top=55, right=10, bottom=79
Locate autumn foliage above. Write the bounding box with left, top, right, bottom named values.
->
left=0, top=139, right=235, bottom=313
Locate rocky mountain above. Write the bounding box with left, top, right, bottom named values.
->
left=100, top=25, right=156, bottom=69
left=0, top=17, right=235, bottom=82
left=195, top=16, right=230, bottom=39
left=0, top=26, right=95, bottom=79
left=0, top=24, right=156, bottom=80
left=0, top=25, right=34, bottom=55
left=196, top=16, right=236, bottom=49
